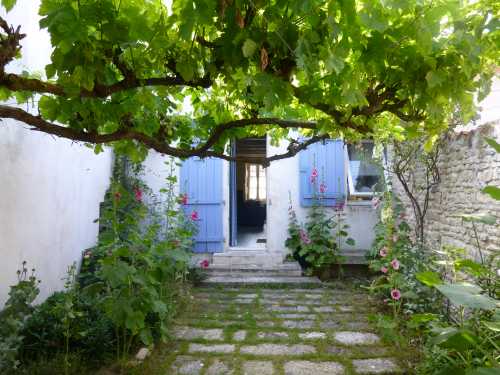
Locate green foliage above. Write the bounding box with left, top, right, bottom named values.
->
left=1, top=0, right=16, bottom=12
left=286, top=174, right=353, bottom=275
left=368, top=191, right=443, bottom=317
left=368, top=171, right=500, bottom=373
left=0, top=263, right=40, bottom=373
left=7, top=157, right=197, bottom=372
left=3, top=0, right=500, bottom=160
left=21, top=291, right=115, bottom=364
left=80, top=157, right=195, bottom=359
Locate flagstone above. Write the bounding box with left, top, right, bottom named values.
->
left=173, top=327, right=224, bottom=341
left=171, top=356, right=205, bottom=375
left=233, top=330, right=247, bottom=341
left=352, top=358, right=402, bottom=374
left=282, top=320, right=315, bottom=329
left=240, top=344, right=316, bottom=356
left=257, top=331, right=289, bottom=340
left=283, top=360, right=344, bottom=375
left=334, top=332, right=381, bottom=345
left=298, top=331, right=326, bottom=340
left=242, top=360, right=275, bottom=375
left=206, top=359, right=233, bottom=375
left=188, top=343, right=235, bottom=354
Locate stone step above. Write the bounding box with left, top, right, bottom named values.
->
left=202, top=275, right=321, bottom=286
left=206, top=269, right=303, bottom=277
left=339, top=251, right=368, bottom=265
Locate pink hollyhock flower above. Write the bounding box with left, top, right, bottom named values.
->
left=379, top=247, right=388, bottom=257
left=319, top=183, right=327, bottom=193
left=310, top=168, right=318, bottom=183
left=381, top=266, right=388, bottom=274
left=180, top=194, right=188, bottom=205
left=391, top=259, right=400, bottom=270
left=391, top=289, right=402, bottom=300
left=393, top=235, right=399, bottom=243
left=114, top=191, right=121, bottom=201
left=200, top=259, right=209, bottom=269
left=299, top=229, right=311, bottom=245
left=134, top=187, right=143, bottom=202
left=371, top=197, right=380, bottom=209
left=334, top=202, right=345, bottom=211
left=191, top=210, right=199, bottom=221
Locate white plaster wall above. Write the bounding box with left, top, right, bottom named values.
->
left=0, top=2, right=113, bottom=306
left=141, top=151, right=229, bottom=263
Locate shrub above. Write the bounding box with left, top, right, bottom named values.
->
left=0, top=263, right=40, bottom=373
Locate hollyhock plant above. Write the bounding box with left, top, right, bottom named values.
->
left=180, top=194, right=188, bottom=205
left=379, top=247, right=388, bottom=257
left=299, top=229, right=311, bottom=244
left=391, top=259, right=400, bottom=270
left=134, top=187, right=143, bottom=202
left=381, top=266, right=388, bottom=274
left=200, top=259, right=209, bottom=269
left=310, top=168, right=318, bottom=183
left=334, top=202, right=345, bottom=211
left=391, top=289, right=402, bottom=300
left=190, top=210, right=199, bottom=221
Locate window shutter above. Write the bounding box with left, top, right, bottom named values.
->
left=180, top=157, right=224, bottom=253
left=299, top=139, right=345, bottom=207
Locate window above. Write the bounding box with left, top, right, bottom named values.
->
left=245, top=164, right=266, bottom=201
left=347, top=141, right=383, bottom=197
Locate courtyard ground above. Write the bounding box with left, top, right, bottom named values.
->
left=133, top=282, right=412, bottom=374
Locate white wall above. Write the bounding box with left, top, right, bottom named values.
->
left=0, top=2, right=112, bottom=306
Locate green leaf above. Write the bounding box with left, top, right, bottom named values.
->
left=485, top=137, right=500, bottom=153
left=1, top=0, right=16, bottom=11
left=176, top=61, right=194, bottom=82
left=483, top=321, right=500, bottom=332
left=435, top=283, right=497, bottom=310
left=346, top=238, right=355, bottom=246
left=426, top=70, right=445, bottom=88
left=416, top=271, right=442, bottom=287
left=431, top=327, right=478, bottom=351
left=242, top=39, right=258, bottom=58
left=466, top=368, right=500, bottom=375
left=409, top=313, right=438, bottom=324
left=483, top=186, right=500, bottom=201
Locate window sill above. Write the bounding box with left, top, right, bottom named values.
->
left=346, top=200, right=373, bottom=207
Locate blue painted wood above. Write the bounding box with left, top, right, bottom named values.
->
left=180, top=157, right=224, bottom=253
left=299, top=139, right=345, bottom=207
left=229, top=143, right=238, bottom=246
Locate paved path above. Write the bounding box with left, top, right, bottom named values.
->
left=165, top=285, right=405, bottom=374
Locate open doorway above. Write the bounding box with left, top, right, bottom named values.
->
left=230, top=137, right=267, bottom=248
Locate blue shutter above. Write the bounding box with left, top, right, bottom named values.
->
left=180, top=157, right=224, bottom=253
left=299, top=139, right=345, bottom=207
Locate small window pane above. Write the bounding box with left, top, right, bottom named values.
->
left=348, top=143, right=381, bottom=194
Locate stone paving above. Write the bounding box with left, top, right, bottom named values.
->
left=165, top=286, right=405, bottom=374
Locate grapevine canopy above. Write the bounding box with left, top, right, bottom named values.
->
left=0, top=0, right=498, bottom=164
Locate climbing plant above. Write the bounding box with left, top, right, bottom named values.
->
left=0, top=0, right=498, bottom=164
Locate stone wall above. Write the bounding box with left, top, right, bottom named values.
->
left=392, top=121, right=500, bottom=259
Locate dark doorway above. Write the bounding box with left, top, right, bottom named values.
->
left=230, top=137, right=267, bottom=248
